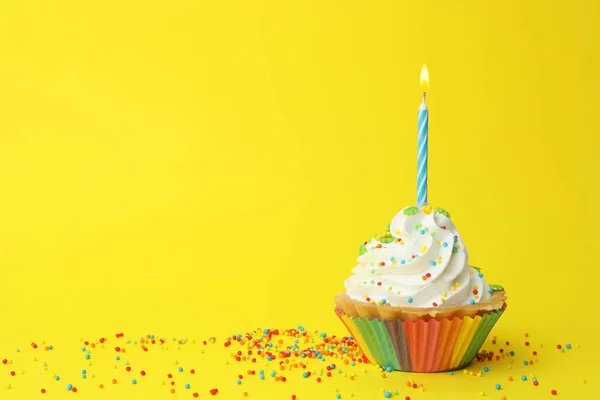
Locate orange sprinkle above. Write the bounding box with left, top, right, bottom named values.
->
left=112, top=379, right=117, bottom=384
left=508, top=376, right=513, bottom=381
left=381, top=373, right=387, bottom=378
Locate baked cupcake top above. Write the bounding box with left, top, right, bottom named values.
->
left=344, top=205, right=495, bottom=308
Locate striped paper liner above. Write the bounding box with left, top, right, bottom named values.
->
left=335, top=306, right=505, bottom=372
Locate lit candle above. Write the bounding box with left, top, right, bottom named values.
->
left=417, top=65, right=429, bottom=206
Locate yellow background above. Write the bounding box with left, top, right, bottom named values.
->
left=0, top=1, right=598, bottom=399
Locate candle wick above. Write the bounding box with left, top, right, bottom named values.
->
left=422, top=92, right=427, bottom=105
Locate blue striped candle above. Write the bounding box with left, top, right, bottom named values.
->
left=417, top=65, right=429, bottom=206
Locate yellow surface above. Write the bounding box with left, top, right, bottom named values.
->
left=0, top=0, right=598, bottom=399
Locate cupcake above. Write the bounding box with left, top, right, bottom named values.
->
left=334, top=205, right=506, bottom=372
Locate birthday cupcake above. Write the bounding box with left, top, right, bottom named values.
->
left=334, top=205, right=507, bottom=372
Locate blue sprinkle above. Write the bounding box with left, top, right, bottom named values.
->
left=185, top=383, right=190, bottom=389
left=81, top=347, right=86, bottom=351
left=521, top=375, right=527, bottom=381
left=510, top=351, right=515, bottom=356
left=116, top=356, right=120, bottom=361
left=336, top=395, right=342, bottom=399
left=330, top=364, right=335, bottom=369
left=443, top=242, right=448, bottom=247
left=85, top=354, right=90, bottom=359
left=150, top=335, right=155, bottom=339
left=452, top=247, right=457, bottom=253
left=132, top=379, right=137, bottom=384
left=55, top=376, right=60, bottom=381
left=385, top=366, right=393, bottom=372
left=390, top=257, right=395, bottom=261
left=82, top=369, right=87, bottom=374
left=488, top=289, right=493, bottom=294
left=381, top=299, right=387, bottom=305
left=533, top=378, right=538, bottom=382
left=479, top=273, right=484, bottom=278
left=178, top=367, right=183, bottom=372
left=271, top=371, right=276, bottom=377
left=420, top=230, right=425, bottom=235
left=260, top=375, right=265, bottom=380
left=566, top=343, right=572, bottom=349
left=469, top=299, right=475, bottom=304
left=48, top=345, right=53, bottom=350
left=267, top=356, right=273, bottom=361
left=384, top=391, right=392, bottom=398
left=259, top=370, right=264, bottom=374
left=408, top=297, right=413, bottom=303
left=524, top=360, right=528, bottom=365
left=449, top=371, right=454, bottom=375
left=66, top=384, right=73, bottom=390
left=431, top=261, right=437, bottom=266
left=82, top=374, right=87, bottom=379
left=401, top=260, right=406, bottom=265
left=300, top=354, right=306, bottom=358
left=483, top=367, right=489, bottom=372
left=298, top=326, right=305, bottom=331
left=236, top=380, right=241, bottom=385
left=303, top=372, right=308, bottom=378
left=495, top=384, right=501, bottom=390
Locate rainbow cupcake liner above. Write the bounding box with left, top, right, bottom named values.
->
left=335, top=306, right=505, bottom=372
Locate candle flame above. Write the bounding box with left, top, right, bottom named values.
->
left=420, top=65, right=429, bottom=92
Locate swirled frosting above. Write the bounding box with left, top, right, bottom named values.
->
left=344, top=205, right=491, bottom=308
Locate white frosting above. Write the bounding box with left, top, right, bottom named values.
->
left=344, top=205, right=491, bottom=308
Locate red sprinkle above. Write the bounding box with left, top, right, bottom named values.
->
left=292, top=396, right=297, bottom=400
left=193, top=393, right=199, bottom=398
left=190, top=369, right=195, bottom=374
left=140, top=371, right=146, bottom=376
left=557, top=344, right=562, bottom=349
left=115, top=347, right=121, bottom=352
left=1, top=359, right=7, bottom=364
left=525, top=342, right=530, bottom=346
left=167, top=374, right=173, bottom=379
left=533, top=351, right=537, bottom=356
left=551, top=390, right=557, bottom=395
left=72, top=387, right=78, bottom=393
left=534, top=381, right=539, bottom=386
left=377, top=282, right=382, bottom=286
left=10, top=371, right=15, bottom=376
left=126, top=366, right=131, bottom=372
left=41, top=389, right=46, bottom=394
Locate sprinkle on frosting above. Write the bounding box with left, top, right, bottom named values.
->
left=403, top=206, right=419, bottom=216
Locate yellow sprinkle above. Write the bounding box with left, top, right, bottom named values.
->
left=455, top=244, right=461, bottom=249
left=395, top=230, right=401, bottom=235
left=474, top=295, right=479, bottom=299
left=369, top=300, right=375, bottom=304
left=451, top=286, right=456, bottom=291
left=422, top=205, right=433, bottom=214
left=469, top=270, right=473, bottom=275
left=396, top=291, right=401, bottom=295
left=388, top=286, right=393, bottom=291
left=421, top=245, right=428, bottom=253
left=391, top=260, right=397, bottom=265
left=455, top=282, right=461, bottom=287
left=437, top=256, right=442, bottom=263
left=440, top=297, right=445, bottom=303
left=435, top=240, right=441, bottom=246
left=442, top=291, right=447, bottom=297
left=363, top=294, right=369, bottom=299
left=463, top=369, right=469, bottom=375
left=473, top=285, right=479, bottom=290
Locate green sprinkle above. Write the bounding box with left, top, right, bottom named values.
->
left=403, top=206, right=419, bottom=216
left=436, top=207, right=451, bottom=218
left=386, top=222, right=391, bottom=232
left=489, top=284, right=504, bottom=291
left=472, top=266, right=482, bottom=272
left=359, top=243, right=367, bottom=256
left=380, top=237, right=394, bottom=244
